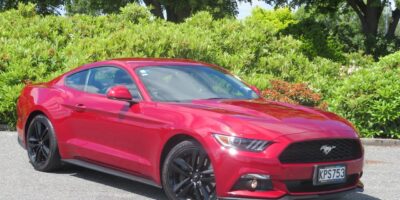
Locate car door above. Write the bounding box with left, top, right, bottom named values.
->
left=61, top=69, right=92, bottom=156
left=67, top=66, right=152, bottom=175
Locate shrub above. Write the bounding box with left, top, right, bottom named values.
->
left=281, top=12, right=346, bottom=62
left=245, top=7, right=297, bottom=32
left=119, top=2, right=153, bottom=23
left=262, top=80, right=328, bottom=109
left=0, top=4, right=398, bottom=139
left=376, top=50, right=400, bottom=69
left=330, top=61, right=400, bottom=138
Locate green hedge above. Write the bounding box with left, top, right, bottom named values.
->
left=0, top=3, right=399, bottom=138
left=330, top=52, right=400, bottom=138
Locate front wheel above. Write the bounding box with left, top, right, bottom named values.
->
left=26, top=115, right=62, bottom=172
left=162, top=140, right=217, bottom=200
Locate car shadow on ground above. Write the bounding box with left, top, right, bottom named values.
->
left=55, top=165, right=168, bottom=199
left=54, top=165, right=381, bottom=200
left=344, top=193, right=382, bottom=200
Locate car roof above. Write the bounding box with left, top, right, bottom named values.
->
left=51, top=58, right=231, bottom=87
left=63, top=58, right=227, bottom=79
left=111, top=58, right=212, bottom=68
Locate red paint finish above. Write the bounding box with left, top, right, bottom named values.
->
left=106, top=85, right=134, bottom=101
left=16, top=58, right=364, bottom=199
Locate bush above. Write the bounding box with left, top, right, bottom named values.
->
left=119, top=2, right=153, bottom=23
left=262, top=80, right=328, bottom=109
left=245, top=7, right=297, bottom=32
left=330, top=59, right=400, bottom=138
left=0, top=4, right=313, bottom=128
left=0, top=4, right=398, bottom=138
left=280, top=8, right=346, bottom=62
left=375, top=51, right=400, bottom=69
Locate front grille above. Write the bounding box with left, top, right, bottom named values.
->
left=285, top=174, right=358, bottom=193
left=279, top=139, right=362, bottom=164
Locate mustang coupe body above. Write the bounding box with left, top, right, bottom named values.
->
left=16, top=58, right=364, bottom=200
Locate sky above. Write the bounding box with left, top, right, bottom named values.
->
left=237, top=0, right=272, bottom=19
left=57, top=1, right=273, bottom=17
left=236, top=0, right=397, bottom=19
left=58, top=0, right=394, bottom=19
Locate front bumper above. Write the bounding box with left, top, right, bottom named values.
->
left=208, top=134, right=364, bottom=199
left=220, top=187, right=364, bottom=200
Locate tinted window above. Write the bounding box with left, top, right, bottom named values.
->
left=86, top=67, right=141, bottom=99
left=65, top=70, right=88, bottom=91
left=136, top=66, right=258, bottom=102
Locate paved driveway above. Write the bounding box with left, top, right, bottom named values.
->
left=1, top=131, right=397, bottom=200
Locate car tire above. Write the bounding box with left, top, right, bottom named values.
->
left=26, top=115, right=62, bottom=172
left=162, top=140, right=216, bottom=200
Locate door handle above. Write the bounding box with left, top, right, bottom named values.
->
left=74, top=104, right=86, bottom=112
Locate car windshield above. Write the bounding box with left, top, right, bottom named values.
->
left=136, top=66, right=259, bottom=102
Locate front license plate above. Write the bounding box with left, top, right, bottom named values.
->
left=313, top=164, right=346, bottom=186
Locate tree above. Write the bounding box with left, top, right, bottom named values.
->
left=264, top=0, right=400, bottom=54
left=65, top=0, right=250, bottom=22
left=0, top=0, right=64, bottom=14
left=143, top=0, right=249, bottom=22
left=65, top=0, right=138, bottom=15
left=387, top=0, right=400, bottom=38
left=2, top=0, right=251, bottom=22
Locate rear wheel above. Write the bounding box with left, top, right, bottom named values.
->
left=26, top=115, right=62, bottom=172
left=162, top=140, right=217, bottom=200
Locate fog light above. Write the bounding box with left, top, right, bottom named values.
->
left=250, top=179, right=258, bottom=189
left=231, top=174, right=273, bottom=191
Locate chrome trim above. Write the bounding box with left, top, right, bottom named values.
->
left=241, top=174, right=270, bottom=180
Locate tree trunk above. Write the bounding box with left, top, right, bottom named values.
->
left=386, top=8, right=400, bottom=39
left=165, top=5, right=179, bottom=22
left=348, top=0, right=384, bottom=55
left=363, top=6, right=380, bottom=36
left=164, top=2, right=191, bottom=23
left=143, top=0, right=164, bottom=19
left=36, top=1, right=49, bottom=15
left=363, top=4, right=382, bottom=54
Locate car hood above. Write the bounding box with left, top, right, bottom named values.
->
left=174, top=99, right=356, bottom=139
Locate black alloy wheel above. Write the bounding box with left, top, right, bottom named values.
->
left=162, top=140, right=217, bottom=200
left=27, top=115, right=61, bottom=171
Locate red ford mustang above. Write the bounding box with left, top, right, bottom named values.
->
left=16, top=58, right=364, bottom=199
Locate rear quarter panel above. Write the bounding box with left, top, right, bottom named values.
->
left=16, top=84, right=67, bottom=149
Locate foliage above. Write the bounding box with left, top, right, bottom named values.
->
left=119, top=2, right=152, bottom=23
left=65, top=0, right=138, bottom=15
left=2, top=0, right=252, bottom=22
left=281, top=13, right=346, bottom=62
left=264, top=0, right=400, bottom=57
left=0, top=4, right=399, bottom=138
left=376, top=50, right=400, bottom=69
left=245, top=7, right=296, bottom=32
left=330, top=54, right=400, bottom=138
left=0, top=0, right=64, bottom=15
left=148, top=0, right=251, bottom=22
left=262, top=80, right=328, bottom=109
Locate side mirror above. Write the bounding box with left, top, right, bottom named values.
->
left=249, top=85, right=261, bottom=96
left=106, top=85, right=137, bottom=104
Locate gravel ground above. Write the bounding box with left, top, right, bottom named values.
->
left=1, top=131, right=397, bottom=200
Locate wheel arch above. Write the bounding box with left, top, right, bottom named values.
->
left=159, top=133, right=199, bottom=184
left=24, top=110, right=48, bottom=140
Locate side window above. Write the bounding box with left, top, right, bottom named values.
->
left=65, top=70, right=88, bottom=91
left=86, top=66, right=141, bottom=99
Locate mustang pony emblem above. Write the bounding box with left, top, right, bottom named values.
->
left=320, top=145, right=336, bottom=155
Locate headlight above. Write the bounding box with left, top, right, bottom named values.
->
left=213, top=134, right=271, bottom=152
